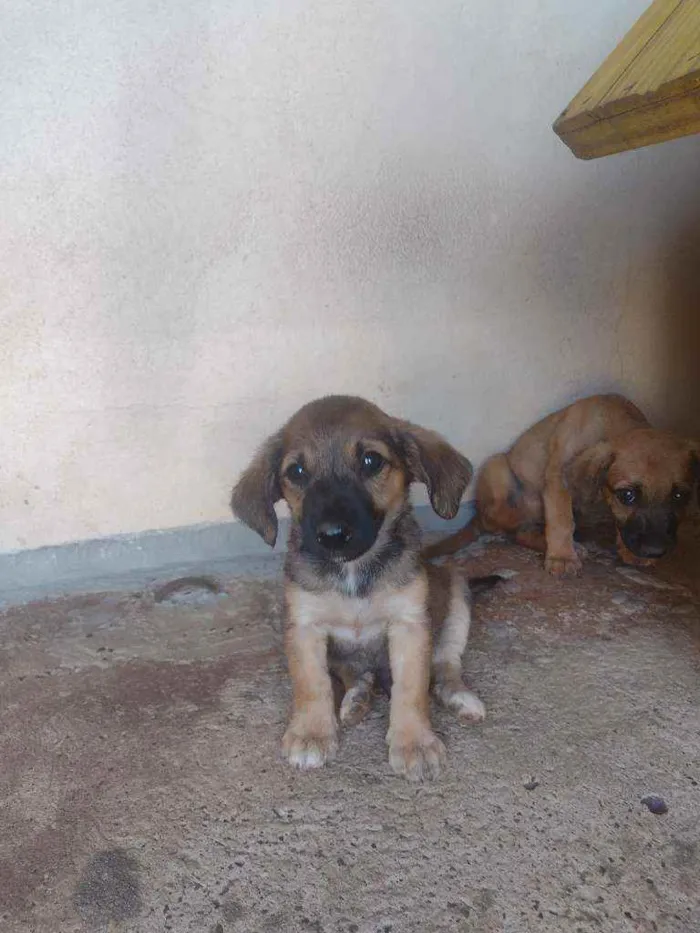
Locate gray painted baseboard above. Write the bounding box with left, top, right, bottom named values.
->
left=0, top=502, right=475, bottom=608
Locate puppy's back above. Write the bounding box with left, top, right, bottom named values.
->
left=508, top=394, right=649, bottom=485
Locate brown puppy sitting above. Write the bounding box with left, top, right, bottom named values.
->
left=424, top=393, right=699, bottom=576
left=231, top=395, right=488, bottom=781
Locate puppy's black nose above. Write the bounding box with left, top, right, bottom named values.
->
left=316, top=520, right=353, bottom=551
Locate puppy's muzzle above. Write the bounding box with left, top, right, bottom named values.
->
left=301, top=479, right=383, bottom=562
left=620, top=510, right=678, bottom=559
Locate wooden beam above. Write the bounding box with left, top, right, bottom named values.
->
left=553, top=0, right=700, bottom=160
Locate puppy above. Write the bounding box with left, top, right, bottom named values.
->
left=424, top=394, right=699, bottom=576
left=231, top=395, right=486, bottom=781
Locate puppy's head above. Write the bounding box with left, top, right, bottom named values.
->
left=580, top=429, right=699, bottom=560
left=231, top=395, right=472, bottom=562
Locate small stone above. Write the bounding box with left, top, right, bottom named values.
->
left=641, top=795, right=668, bottom=815
left=524, top=780, right=540, bottom=791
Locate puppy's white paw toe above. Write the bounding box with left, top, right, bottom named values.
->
left=447, top=689, right=486, bottom=723
left=434, top=683, right=486, bottom=723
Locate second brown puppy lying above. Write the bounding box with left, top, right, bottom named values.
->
left=231, top=395, right=489, bottom=781
left=425, top=393, right=699, bottom=575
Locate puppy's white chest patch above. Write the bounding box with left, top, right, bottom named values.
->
left=316, top=593, right=387, bottom=644
left=287, top=575, right=427, bottom=643
left=330, top=616, right=386, bottom=646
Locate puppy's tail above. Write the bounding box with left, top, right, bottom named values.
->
left=422, top=517, right=481, bottom=560
left=467, top=573, right=506, bottom=597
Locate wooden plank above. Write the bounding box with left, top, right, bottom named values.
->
left=553, top=0, right=700, bottom=159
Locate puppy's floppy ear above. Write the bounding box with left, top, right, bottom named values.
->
left=392, top=419, right=473, bottom=520
left=566, top=441, right=614, bottom=500
left=230, top=431, right=284, bottom=547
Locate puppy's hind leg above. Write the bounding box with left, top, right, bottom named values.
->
left=339, top=671, right=376, bottom=727
left=432, top=568, right=485, bottom=723
left=514, top=525, right=547, bottom=553
left=328, top=654, right=380, bottom=727
left=479, top=454, right=541, bottom=533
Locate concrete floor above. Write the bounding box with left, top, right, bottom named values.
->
left=1, top=528, right=699, bottom=933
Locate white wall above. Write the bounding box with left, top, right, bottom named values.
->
left=2, top=0, right=700, bottom=553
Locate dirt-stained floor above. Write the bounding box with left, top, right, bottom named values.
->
left=1, top=525, right=699, bottom=933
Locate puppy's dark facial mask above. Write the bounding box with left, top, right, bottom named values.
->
left=301, top=480, right=383, bottom=561
left=282, top=439, right=398, bottom=562
left=230, top=396, right=473, bottom=560
left=607, top=482, right=692, bottom=558
left=601, top=435, right=698, bottom=560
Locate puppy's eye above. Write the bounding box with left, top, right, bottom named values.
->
left=360, top=451, right=385, bottom=477
left=672, top=487, right=690, bottom=505
left=285, top=462, right=308, bottom=486
left=615, top=487, right=638, bottom=506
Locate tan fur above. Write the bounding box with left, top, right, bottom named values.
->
left=282, top=606, right=339, bottom=769
left=230, top=395, right=477, bottom=781
left=424, top=394, right=699, bottom=575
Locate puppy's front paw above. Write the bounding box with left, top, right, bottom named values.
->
left=282, top=717, right=338, bottom=770
left=387, top=725, right=446, bottom=782
left=545, top=551, right=582, bottom=577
